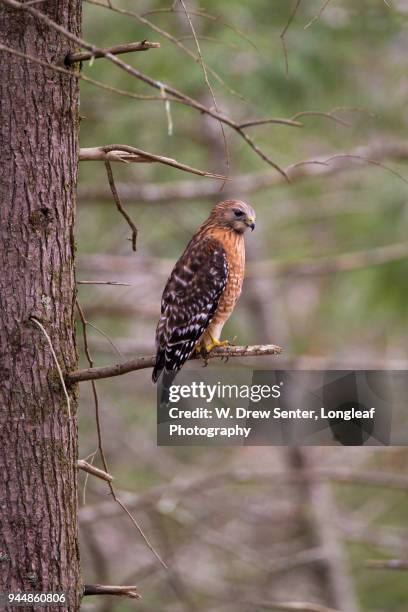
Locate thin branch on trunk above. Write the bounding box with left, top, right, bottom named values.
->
left=66, top=40, right=160, bottom=64
left=77, top=460, right=113, bottom=483
left=66, top=344, right=283, bottom=384
left=0, top=43, right=165, bottom=101
left=77, top=280, right=133, bottom=286
left=79, top=148, right=154, bottom=163
left=83, top=584, right=140, bottom=599
left=79, top=145, right=228, bottom=180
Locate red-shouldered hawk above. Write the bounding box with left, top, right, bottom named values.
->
left=152, top=199, right=256, bottom=382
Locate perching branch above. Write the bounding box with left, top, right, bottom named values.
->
left=77, top=280, right=132, bottom=286
left=66, top=40, right=160, bottom=64
left=66, top=344, right=283, bottom=384
left=83, top=584, right=140, bottom=599
left=77, top=459, right=113, bottom=483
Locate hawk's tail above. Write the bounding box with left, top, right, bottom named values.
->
left=154, top=368, right=178, bottom=408
left=152, top=338, right=196, bottom=383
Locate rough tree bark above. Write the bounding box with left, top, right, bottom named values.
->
left=0, top=2, right=82, bottom=610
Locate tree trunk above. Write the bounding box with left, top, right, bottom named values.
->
left=0, top=2, right=82, bottom=610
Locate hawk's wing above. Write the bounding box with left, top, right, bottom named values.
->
left=152, top=236, right=228, bottom=382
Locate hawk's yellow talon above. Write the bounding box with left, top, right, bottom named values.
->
left=204, top=337, right=230, bottom=352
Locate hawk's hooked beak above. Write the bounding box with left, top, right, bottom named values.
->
left=247, top=216, right=256, bottom=231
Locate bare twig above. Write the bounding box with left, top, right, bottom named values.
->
left=104, top=161, right=138, bottom=251
left=86, top=321, right=124, bottom=359
left=77, top=280, right=132, bottom=286
left=66, top=41, right=160, bottom=64
left=238, top=117, right=303, bottom=129
left=240, top=106, right=373, bottom=130
left=79, top=148, right=154, bottom=163
left=79, top=145, right=228, bottom=179
left=291, top=110, right=351, bottom=127
left=66, top=344, right=283, bottom=384
left=78, top=459, right=113, bottom=483
left=76, top=300, right=103, bottom=505
left=280, top=0, right=303, bottom=76
left=308, top=152, right=408, bottom=185
left=304, top=0, right=333, bottom=29
left=83, top=584, right=140, bottom=599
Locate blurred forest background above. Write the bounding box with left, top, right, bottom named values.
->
left=76, top=1, right=408, bottom=610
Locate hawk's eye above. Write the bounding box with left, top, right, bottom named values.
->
left=233, top=209, right=244, bottom=217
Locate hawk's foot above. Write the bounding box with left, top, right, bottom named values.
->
left=204, top=336, right=230, bottom=353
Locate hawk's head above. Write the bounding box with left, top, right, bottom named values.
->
left=212, top=199, right=256, bottom=234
